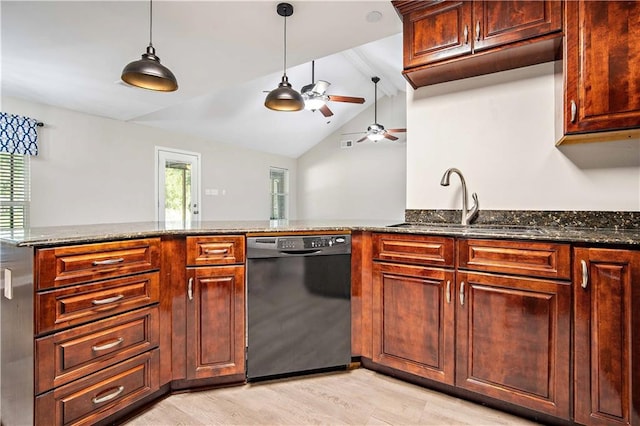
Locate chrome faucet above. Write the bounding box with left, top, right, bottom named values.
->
left=440, top=168, right=479, bottom=225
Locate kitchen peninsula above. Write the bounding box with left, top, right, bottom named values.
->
left=1, top=213, right=639, bottom=426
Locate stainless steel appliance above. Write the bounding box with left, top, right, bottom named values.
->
left=246, top=234, right=351, bottom=381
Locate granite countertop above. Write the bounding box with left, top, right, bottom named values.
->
left=1, top=213, right=640, bottom=247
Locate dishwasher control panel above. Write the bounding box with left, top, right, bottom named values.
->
left=279, top=235, right=347, bottom=250
left=247, top=235, right=351, bottom=257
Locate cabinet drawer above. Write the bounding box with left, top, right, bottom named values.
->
left=186, top=235, right=245, bottom=266
left=457, top=239, right=570, bottom=279
left=36, top=306, right=159, bottom=394
left=36, top=238, right=161, bottom=290
left=36, top=272, right=160, bottom=335
left=373, top=233, right=454, bottom=267
left=35, top=349, right=160, bottom=426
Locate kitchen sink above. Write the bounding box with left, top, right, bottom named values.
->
left=388, top=222, right=546, bottom=235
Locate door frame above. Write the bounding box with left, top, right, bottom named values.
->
left=155, top=146, right=202, bottom=223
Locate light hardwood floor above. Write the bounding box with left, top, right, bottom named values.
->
left=124, top=368, right=542, bottom=425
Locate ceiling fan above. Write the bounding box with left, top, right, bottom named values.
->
left=300, top=60, right=365, bottom=117
left=349, top=76, right=406, bottom=143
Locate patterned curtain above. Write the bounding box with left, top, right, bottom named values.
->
left=0, top=112, right=39, bottom=155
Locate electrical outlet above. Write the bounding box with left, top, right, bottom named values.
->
left=4, top=268, right=12, bottom=299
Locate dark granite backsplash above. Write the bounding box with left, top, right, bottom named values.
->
left=404, top=210, right=640, bottom=230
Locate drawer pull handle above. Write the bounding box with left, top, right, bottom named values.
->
left=188, top=277, right=193, bottom=301
left=204, top=248, right=228, bottom=255
left=92, top=257, right=125, bottom=266
left=92, top=294, right=124, bottom=305
left=92, top=386, right=125, bottom=404
left=92, top=337, right=124, bottom=352
left=446, top=280, right=451, bottom=304
left=581, top=259, right=589, bottom=289
left=460, top=281, right=465, bottom=306
left=475, top=20, right=481, bottom=41
left=570, top=100, right=577, bottom=123
left=463, top=25, right=469, bottom=44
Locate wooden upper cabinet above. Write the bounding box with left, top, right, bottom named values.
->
left=403, top=1, right=472, bottom=68
left=573, top=247, right=640, bottom=426
left=392, top=0, right=563, bottom=88
left=563, top=1, right=640, bottom=138
left=473, top=1, right=561, bottom=52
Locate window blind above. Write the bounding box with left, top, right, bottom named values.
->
left=0, top=153, right=29, bottom=230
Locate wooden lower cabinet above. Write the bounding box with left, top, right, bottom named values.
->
left=456, top=271, right=571, bottom=419
left=372, top=261, right=455, bottom=384
left=185, top=265, right=245, bottom=379
left=35, top=349, right=160, bottom=426
left=574, top=248, right=640, bottom=426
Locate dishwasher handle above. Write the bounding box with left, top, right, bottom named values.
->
left=279, top=249, right=322, bottom=256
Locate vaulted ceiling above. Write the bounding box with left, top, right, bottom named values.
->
left=2, top=1, right=405, bottom=157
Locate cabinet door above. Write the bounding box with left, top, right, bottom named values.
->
left=574, top=248, right=640, bottom=426
left=403, top=1, right=472, bottom=68
left=565, top=1, right=640, bottom=134
left=472, top=1, right=562, bottom=52
left=372, top=262, right=455, bottom=384
left=456, top=271, right=570, bottom=419
left=186, top=266, right=245, bottom=379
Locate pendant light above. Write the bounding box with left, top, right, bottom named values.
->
left=121, top=0, right=178, bottom=92
left=264, top=3, right=304, bottom=111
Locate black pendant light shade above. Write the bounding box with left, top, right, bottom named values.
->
left=265, top=3, right=304, bottom=111
left=121, top=0, right=178, bottom=92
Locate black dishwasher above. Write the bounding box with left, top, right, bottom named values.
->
left=246, top=234, right=351, bottom=381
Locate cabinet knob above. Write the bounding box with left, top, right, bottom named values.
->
left=581, top=260, right=589, bottom=289
left=570, top=100, right=577, bottom=123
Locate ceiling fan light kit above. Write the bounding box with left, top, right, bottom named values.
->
left=265, top=2, right=305, bottom=112
left=300, top=60, right=366, bottom=118
left=121, top=0, right=178, bottom=92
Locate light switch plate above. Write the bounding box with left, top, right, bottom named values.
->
left=4, top=268, right=12, bottom=299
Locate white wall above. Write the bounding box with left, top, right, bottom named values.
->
left=2, top=97, right=297, bottom=227
left=407, top=62, right=640, bottom=211
left=297, top=94, right=406, bottom=221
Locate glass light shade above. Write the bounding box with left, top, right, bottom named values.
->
left=121, top=45, right=178, bottom=92
left=265, top=75, right=304, bottom=111
left=303, top=97, right=327, bottom=111
left=367, top=133, right=385, bottom=141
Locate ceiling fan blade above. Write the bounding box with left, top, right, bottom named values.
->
left=328, top=95, right=365, bottom=104
left=384, top=133, right=399, bottom=141
left=387, top=128, right=407, bottom=133
left=319, top=104, right=333, bottom=117
left=341, top=131, right=366, bottom=135
left=356, top=136, right=369, bottom=143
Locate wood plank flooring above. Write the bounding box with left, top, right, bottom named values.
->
left=124, top=368, right=542, bottom=425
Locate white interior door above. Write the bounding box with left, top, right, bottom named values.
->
left=156, top=147, right=200, bottom=225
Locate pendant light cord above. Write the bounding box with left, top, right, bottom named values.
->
left=149, top=0, right=153, bottom=46
left=283, top=14, right=287, bottom=77
left=374, top=79, right=378, bottom=124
